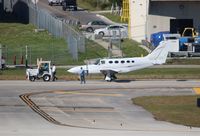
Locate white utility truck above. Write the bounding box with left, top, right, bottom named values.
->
left=26, top=60, right=52, bottom=82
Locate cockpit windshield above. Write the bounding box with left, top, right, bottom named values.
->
left=94, top=59, right=101, bottom=65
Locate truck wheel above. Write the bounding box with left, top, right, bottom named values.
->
left=43, top=75, right=50, bottom=82
left=29, top=76, right=36, bottom=82
left=49, top=2, right=53, bottom=6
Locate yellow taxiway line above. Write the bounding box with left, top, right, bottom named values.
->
left=53, top=91, right=123, bottom=97
left=193, top=88, right=200, bottom=94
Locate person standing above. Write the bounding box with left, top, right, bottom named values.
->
left=52, top=64, right=57, bottom=81
left=79, top=67, right=86, bottom=84
left=1, top=56, right=5, bottom=70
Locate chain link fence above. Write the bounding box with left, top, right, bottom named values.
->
left=1, top=0, right=86, bottom=66
left=28, top=1, right=85, bottom=60
left=1, top=44, right=78, bottom=66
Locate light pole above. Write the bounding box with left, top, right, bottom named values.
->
left=0, top=44, right=2, bottom=69
left=31, top=0, right=38, bottom=26
left=25, top=46, right=28, bottom=68
left=96, top=0, right=99, bottom=9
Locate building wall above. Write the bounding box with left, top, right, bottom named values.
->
left=148, top=1, right=200, bottom=40
left=0, top=0, right=3, bottom=19
left=129, top=0, right=148, bottom=42
left=130, top=0, right=200, bottom=42
left=4, top=0, right=20, bottom=12
left=0, top=0, right=29, bottom=23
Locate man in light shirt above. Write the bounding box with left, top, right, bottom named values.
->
left=79, top=67, right=86, bottom=84
left=52, top=64, right=57, bottom=81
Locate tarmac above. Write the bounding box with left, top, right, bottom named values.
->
left=0, top=80, right=200, bottom=136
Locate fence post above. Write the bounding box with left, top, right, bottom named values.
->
left=0, top=44, right=2, bottom=69
left=25, top=46, right=28, bottom=68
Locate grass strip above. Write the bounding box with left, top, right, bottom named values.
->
left=133, top=95, right=200, bottom=127
left=100, top=13, right=124, bottom=23
left=1, top=68, right=200, bottom=80
left=0, top=23, right=108, bottom=65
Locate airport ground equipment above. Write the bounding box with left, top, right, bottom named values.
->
left=62, top=0, right=77, bottom=11
left=179, top=27, right=200, bottom=51
left=26, top=61, right=52, bottom=82
left=163, top=34, right=180, bottom=52
left=150, top=31, right=170, bottom=47
left=151, top=28, right=200, bottom=52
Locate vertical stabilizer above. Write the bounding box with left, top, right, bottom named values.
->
left=146, top=41, right=170, bottom=64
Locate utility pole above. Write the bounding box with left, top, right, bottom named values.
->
left=0, top=44, right=2, bottom=69
left=25, top=46, right=28, bottom=68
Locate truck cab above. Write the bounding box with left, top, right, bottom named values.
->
left=48, top=0, right=63, bottom=6
left=182, top=27, right=198, bottom=37
left=62, top=0, right=77, bottom=11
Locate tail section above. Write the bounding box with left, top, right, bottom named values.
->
left=146, top=41, right=170, bottom=64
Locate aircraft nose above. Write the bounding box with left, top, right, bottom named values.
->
left=67, top=67, right=79, bottom=73
left=68, top=68, right=75, bottom=73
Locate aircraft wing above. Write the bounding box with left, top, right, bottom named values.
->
left=100, top=69, right=119, bottom=75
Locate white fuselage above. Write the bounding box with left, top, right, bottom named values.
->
left=68, top=39, right=171, bottom=81
left=68, top=57, right=153, bottom=74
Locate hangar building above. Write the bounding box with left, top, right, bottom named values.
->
left=129, top=0, right=200, bottom=42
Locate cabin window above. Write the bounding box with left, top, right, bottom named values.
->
left=127, top=60, right=130, bottom=63
left=101, top=61, right=105, bottom=64
left=114, top=60, right=119, bottom=63
left=132, top=60, right=135, bottom=63
left=109, top=61, right=113, bottom=64
left=121, top=60, right=125, bottom=63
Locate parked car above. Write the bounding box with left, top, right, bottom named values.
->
left=80, top=20, right=109, bottom=32
left=94, top=24, right=128, bottom=39
left=48, top=0, right=63, bottom=6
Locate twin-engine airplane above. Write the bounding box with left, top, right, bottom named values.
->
left=68, top=41, right=170, bottom=81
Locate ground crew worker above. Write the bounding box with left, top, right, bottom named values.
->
left=79, top=67, right=86, bottom=84
left=52, top=64, right=57, bottom=81
left=1, top=57, right=5, bottom=70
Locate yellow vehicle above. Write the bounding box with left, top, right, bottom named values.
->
left=181, top=27, right=198, bottom=37
left=180, top=27, right=200, bottom=51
